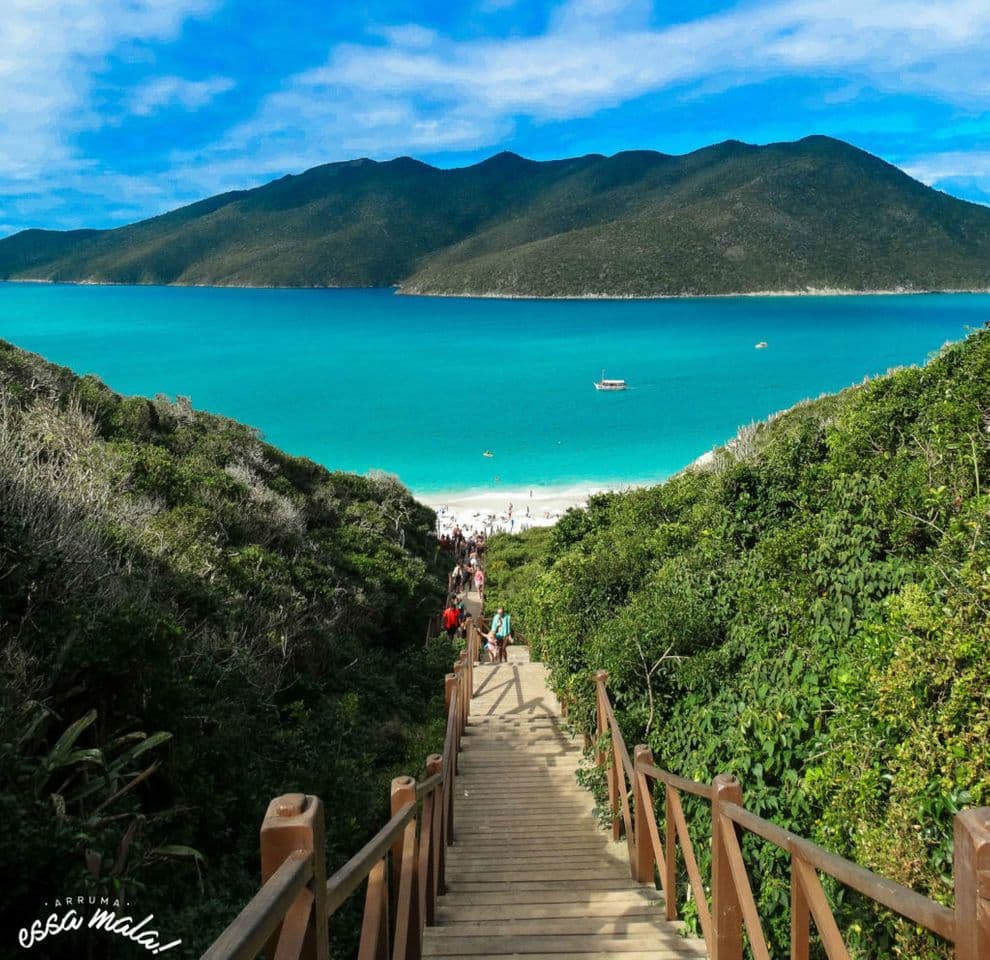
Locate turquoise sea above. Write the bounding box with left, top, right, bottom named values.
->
left=1, top=283, right=987, bottom=494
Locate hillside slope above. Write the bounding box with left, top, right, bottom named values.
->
left=487, top=327, right=990, bottom=957
left=2, top=136, right=989, bottom=296
left=0, top=342, right=450, bottom=957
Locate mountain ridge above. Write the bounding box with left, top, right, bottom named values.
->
left=3, top=135, right=989, bottom=297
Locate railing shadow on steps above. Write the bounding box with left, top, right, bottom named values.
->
left=592, top=669, right=990, bottom=960
left=200, top=619, right=484, bottom=960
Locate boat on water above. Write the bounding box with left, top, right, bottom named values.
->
left=594, top=369, right=627, bottom=391
left=755, top=341, right=768, bottom=349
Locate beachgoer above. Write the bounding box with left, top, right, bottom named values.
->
left=484, top=629, right=499, bottom=663
left=474, top=568, right=485, bottom=596
left=490, top=606, right=512, bottom=663
left=442, top=601, right=460, bottom=639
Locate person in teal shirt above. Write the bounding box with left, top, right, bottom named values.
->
left=490, top=607, right=512, bottom=663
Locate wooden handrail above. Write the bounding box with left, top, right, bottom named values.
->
left=325, top=803, right=416, bottom=915
left=414, top=771, right=443, bottom=798
left=202, top=851, right=314, bottom=960
left=722, top=800, right=957, bottom=941
left=638, top=761, right=713, bottom=800
left=598, top=690, right=635, bottom=783
left=593, top=669, right=990, bottom=960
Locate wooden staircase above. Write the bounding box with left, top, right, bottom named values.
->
left=423, top=648, right=705, bottom=959
left=200, top=598, right=990, bottom=960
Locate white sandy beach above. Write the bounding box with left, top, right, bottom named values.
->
left=417, top=453, right=721, bottom=535
left=418, top=480, right=651, bottom=535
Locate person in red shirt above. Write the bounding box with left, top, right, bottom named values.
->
left=442, top=603, right=460, bottom=639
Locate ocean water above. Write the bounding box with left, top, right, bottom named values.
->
left=0, top=283, right=986, bottom=494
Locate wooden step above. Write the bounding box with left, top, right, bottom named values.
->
left=445, top=879, right=642, bottom=893
left=436, top=900, right=663, bottom=921
left=439, top=889, right=662, bottom=908
left=428, top=918, right=667, bottom=937
left=422, top=933, right=701, bottom=956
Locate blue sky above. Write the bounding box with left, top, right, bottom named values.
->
left=2, top=0, right=989, bottom=236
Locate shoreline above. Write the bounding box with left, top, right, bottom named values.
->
left=4, top=277, right=990, bottom=300
left=417, top=478, right=668, bottom=535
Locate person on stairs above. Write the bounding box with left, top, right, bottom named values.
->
left=442, top=601, right=460, bottom=640
left=488, top=606, right=512, bottom=664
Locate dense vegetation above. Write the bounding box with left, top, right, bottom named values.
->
left=0, top=341, right=449, bottom=958
left=486, top=328, right=990, bottom=958
left=3, top=137, right=990, bottom=297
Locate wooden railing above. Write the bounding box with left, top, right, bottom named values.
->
left=593, top=670, right=990, bottom=960
left=202, top=620, right=484, bottom=960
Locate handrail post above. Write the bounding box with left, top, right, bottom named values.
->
left=444, top=673, right=458, bottom=775
left=954, top=807, right=990, bottom=960
left=390, top=776, right=416, bottom=933
left=259, top=793, right=329, bottom=960
left=633, top=745, right=654, bottom=884
left=470, top=622, right=476, bottom=685
left=444, top=673, right=458, bottom=839
left=593, top=670, right=620, bottom=841
left=711, top=774, right=743, bottom=960
left=664, top=783, right=677, bottom=921
left=457, top=651, right=469, bottom=730
left=425, top=754, right=444, bottom=919
left=453, top=661, right=466, bottom=751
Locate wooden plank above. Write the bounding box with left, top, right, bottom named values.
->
left=436, top=902, right=662, bottom=922
left=792, top=856, right=851, bottom=960
left=446, top=853, right=624, bottom=867
left=422, top=953, right=702, bottom=960
left=421, top=934, right=696, bottom=955
left=439, top=889, right=663, bottom=907
left=445, top=879, right=642, bottom=892
left=427, top=918, right=666, bottom=936
left=445, top=869, right=632, bottom=882
left=447, top=850, right=624, bottom=863
left=719, top=815, right=771, bottom=960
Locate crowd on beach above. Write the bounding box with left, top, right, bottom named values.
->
left=432, top=490, right=565, bottom=538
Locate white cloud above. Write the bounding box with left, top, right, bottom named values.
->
left=902, top=150, right=990, bottom=204
left=190, top=0, right=990, bottom=180
left=374, top=24, right=439, bottom=49
left=128, top=75, right=234, bottom=116
left=903, top=151, right=990, bottom=185
left=4, top=0, right=990, bottom=232
left=0, top=0, right=218, bottom=220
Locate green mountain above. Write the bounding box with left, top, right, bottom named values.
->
left=485, top=327, right=990, bottom=957
left=3, top=136, right=989, bottom=296
left=0, top=341, right=449, bottom=956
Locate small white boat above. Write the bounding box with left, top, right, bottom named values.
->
left=755, top=341, right=768, bottom=349
left=594, top=369, right=627, bottom=391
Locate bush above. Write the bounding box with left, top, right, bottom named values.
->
left=0, top=342, right=449, bottom=958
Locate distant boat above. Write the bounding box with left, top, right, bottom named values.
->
left=482, top=450, right=494, bottom=457
left=755, top=341, right=768, bottom=349
left=594, top=369, right=628, bottom=391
